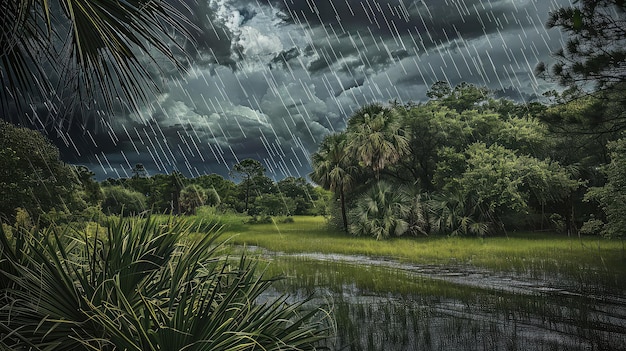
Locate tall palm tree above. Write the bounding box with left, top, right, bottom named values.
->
left=347, top=105, right=409, bottom=179
left=310, top=133, right=356, bottom=232
left=0, top=0, right=193, bottom=121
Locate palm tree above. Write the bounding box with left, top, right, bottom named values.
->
left=310, top=133, right=356, bottom=232
left=0, top=0, right=193, bottom=120
left=347, top=105, right=409, bottom=179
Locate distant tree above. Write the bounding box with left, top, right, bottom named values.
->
left=426, top=81, right=490, bottom=112
left=132, top=163, right=148, bottom=178
left=168, top=171, right=186, bottom=214
left=194, top=174, right=236, bottom=201
left=256, top=193, right=296, bottom=216
left=310, top=133, right=358, bottom=232
left=0, top=121, right=79, bottom=221
left=101, top=186, right=147, bottom=216
left=73, top=165, right=103, bottom=205
left=147, top=172, right=186, bottom=214
left=205, top=188, right=221, bottom=207
left=230, top=159, right=266, bottom=212
left=277, top=177, right=317, bottom=215
left=584, top=138, right=626, bottom=237
left=179, top=184, right=207, bottom=215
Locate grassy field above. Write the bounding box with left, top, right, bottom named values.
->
left=212, top=215, right=625, bottom=289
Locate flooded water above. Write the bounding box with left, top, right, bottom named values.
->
left=248, top=247, right=626, bottom=351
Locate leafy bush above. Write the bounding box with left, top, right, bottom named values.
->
left=102, top=186, right=147, bottom=216
left=0, top=216, right=330, bottom=350
left=245, top=215, right=274, bottom=224
left=179, top=184, right=208, bottom=214
left=349, top=182, right=411, bottom=240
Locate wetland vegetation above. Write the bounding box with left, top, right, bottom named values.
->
left=223, top=216, right=626, bottom=351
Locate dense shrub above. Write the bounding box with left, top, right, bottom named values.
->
left=0, top=216, right=330, bottom=350
left=102, top=186, right=147, bottom=216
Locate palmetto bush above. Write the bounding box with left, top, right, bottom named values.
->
left=349, top=182, right=411, bottom=240
left=0, top=217, right=330, bottom=350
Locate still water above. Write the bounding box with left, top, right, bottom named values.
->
left=254, top=249, right=626, bottom=351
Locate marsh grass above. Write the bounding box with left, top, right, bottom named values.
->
left=216, top=216, right=626, bottom=289
left=256, top=256, right=626, bottom=351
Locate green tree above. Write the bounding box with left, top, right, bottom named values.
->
left=437, top=143, right=579, bottom=234
left=426, top=81, right=490, bottom=112
left=194, top=174, right=235, bottom=203
left=101, top=186, right=147, bottom=216
left=256, top=193, right=296, bottom=216
left=0, top=121, right=80, bottom=221
left=204, top=188, right=221, bottom=207
left=73, top=165, right=103, bottom=205
left=179, top=184, right=207, bottom=215
left=346, top=105, right=409, bottom=179
left=393, top=103, right=468, bottom=189
left=1, top=0, right=193, bottom=118
left=584, top=138, right=626, bottom=237
left=230, top=159, right=266, bottom=212
left=277, top=177, right=317, bottom=215
left=537, top=0, right=626, bottom=89
left=310, top=133, right=357, bottom=232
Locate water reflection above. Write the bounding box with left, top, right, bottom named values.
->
left=252, top=248, right=626, bottom=351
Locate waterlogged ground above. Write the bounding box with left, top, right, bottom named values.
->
left=248, top=247, right=626, bottom=351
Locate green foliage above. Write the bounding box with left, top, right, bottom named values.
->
left=309, top=84, right=582, bottom=237
left=310, top=133, right=358, bottom=232
left=245, top=215, right=274, bottom=224
left=584, top=138, right=626, bottom=237
left=205, top=187, right=221, bottom=206
left=346, top=104, right=409, bottom=178
left=73, top=165, right=104, bottom=205
left=349, top=182, right=411, bottom=240
left=437, top=143, right=579, bottom=234
left=101, top=186, right=147, bottom=216
left=538, top=0, right=626, bottom=89
left=256, top=193, right=296, bottom=216
left=277, top=177, right=318, bottom=215
left=0, top=121, right=82, bottom=222
left=178, top=184, right=208, bottom=215
left=426, top=81, right=490, bottom=112
left=1, top=0, right=193, bottom=120
left=0, top=216, right=330, bottom=350
left=231, top=159, right=268, bottom=212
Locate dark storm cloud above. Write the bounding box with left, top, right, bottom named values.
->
left=179, top=0, right=243, bottom=68
left=253, top=0, right=552, bottom=76
left=46, top=0, right=574, bottom=181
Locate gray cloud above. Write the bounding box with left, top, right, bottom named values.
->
left=49, top=0, right=573, bottom=180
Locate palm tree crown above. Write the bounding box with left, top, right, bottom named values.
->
left=347, top=105, right=409, bottom=178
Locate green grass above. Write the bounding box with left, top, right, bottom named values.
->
left=214, top=215, right=626, bottom=289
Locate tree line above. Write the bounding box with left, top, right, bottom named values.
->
left=310, top=81, right=625, bottom=239
left=0, top=124, right=328, bottom=226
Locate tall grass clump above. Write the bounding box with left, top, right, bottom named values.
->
left=0, top=216, right=330, bottom=350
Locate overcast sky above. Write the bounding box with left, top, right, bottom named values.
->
left=54, top=0, right=573, bottom=181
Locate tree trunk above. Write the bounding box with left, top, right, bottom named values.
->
left=340, top=190, right=348, bottom=232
